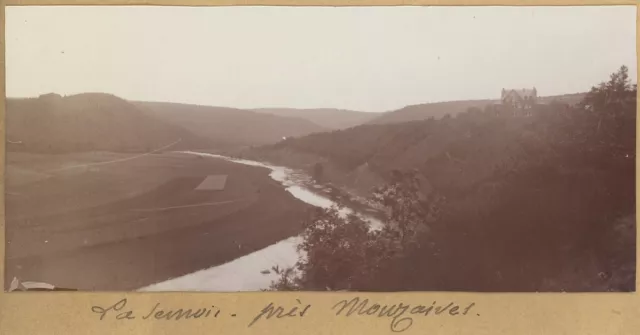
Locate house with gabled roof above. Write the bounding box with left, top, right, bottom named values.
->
left=501, top=87, right=538, bottom=110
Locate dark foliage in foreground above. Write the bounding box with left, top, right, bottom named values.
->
left=267, top=66, right=636, bottom=292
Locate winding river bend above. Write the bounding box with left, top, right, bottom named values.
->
left=139, top=151, right=381, bottom=292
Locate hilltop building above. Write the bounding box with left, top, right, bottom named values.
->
left=501, top=88, right=537, bottom=109
left=39, top=93, right=63, bottom=101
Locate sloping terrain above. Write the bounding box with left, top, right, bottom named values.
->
left=537, top=92, right=587, bottom=105
left=6, top=93, right=208, bottom=153
left=248, top=109, right=543, bottom=194
left=245, top=94, right=635, bottom=291
left=367, top=93, right=587, bottom=125
left=5, top=151, right=311, bottom=290
left=367, top=99, right=498, bottom=125
left=135, top=101, right=328, bottom=148
left=253, top=107, right=381, bottom=130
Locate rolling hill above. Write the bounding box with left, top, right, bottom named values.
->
left=367, top=93, right=587, bottom=125
left=252, top=107, right=381, bottom=130
left=135, top=101, right=328, bottom=148
left=367, top=99, right=497, bottom=125
left=244, top=92, right=635, bottom=291
left=247, top=108, right=537, bottom=195
left=6, top=93, right=209, bottom=153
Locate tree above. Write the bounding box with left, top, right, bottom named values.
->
left=265, top=204, right=379, bottom=291
left=466, top=106, right=483, bottom=115
left=496, top=65, right=637, bottom=291
left=580, top=65, right=636, bottom=115
left=564, top=65, right=637, bottom=163
left=267, top=265, right=299, bottom=291
left=372, top=170, right=444, bottom=249
left=295, top=206, right=379, bottom=290
left=312, top=162, right=324, bottom=182
left=268, top=170, right=444, bottom=291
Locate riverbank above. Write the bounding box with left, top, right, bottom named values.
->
left=218, top=148, right=387, bottom=220
left=140, top=152, right=384, bottom=291
left=5, top=151, right=312, bottom=291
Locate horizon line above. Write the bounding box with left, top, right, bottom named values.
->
left=5, top=88, right=593, bottom=114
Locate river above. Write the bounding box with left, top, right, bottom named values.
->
left=138, top=151, right=381, bottom=292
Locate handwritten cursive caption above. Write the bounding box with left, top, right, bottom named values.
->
left=91, top=297, right=478, bottom=332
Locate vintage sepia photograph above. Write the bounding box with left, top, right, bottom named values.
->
left=4, top=5, right=637, bottom=293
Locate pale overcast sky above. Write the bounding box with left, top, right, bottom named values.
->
left=5, top=6, right=637, bottom=112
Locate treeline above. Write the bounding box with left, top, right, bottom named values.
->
left=264, top=66, right=636, bottom=292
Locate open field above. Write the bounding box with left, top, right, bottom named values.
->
left=5, top=151, right=311, bottom=291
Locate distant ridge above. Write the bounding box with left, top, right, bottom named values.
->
left=134, top=101, right=328, bottom=148
left=367, top=92, right=587, bottom=125
left=253, top=107, right=381, bottom=130
left=6, top=93, right=209, bottom=153
left=6, top=91, right=588, bottom=154
left=368, top=99, right=497, bottom=125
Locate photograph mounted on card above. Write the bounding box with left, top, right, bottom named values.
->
left=3, top=5, right=636, bottom=294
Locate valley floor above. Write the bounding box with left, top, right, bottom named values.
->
left=5, top=151, right=310, bottom=291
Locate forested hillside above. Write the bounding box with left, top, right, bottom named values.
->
left=251, top=66, right=636, bottom=292
left=136, top=101, right=328, bottom=148
left=366, top=93, right=587, bottom=125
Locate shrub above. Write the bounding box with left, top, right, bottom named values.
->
left=268, top=170, right=443, bottom=291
